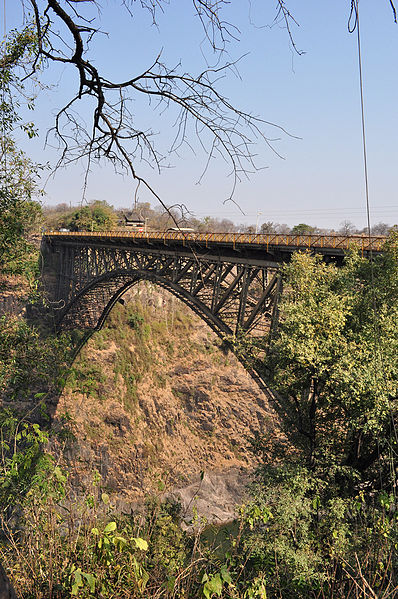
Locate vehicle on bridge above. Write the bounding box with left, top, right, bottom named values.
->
left=166, top=227, right=195, bottom=233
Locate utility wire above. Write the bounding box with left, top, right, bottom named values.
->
left=349, top=0, right=372, bottom=242
left=349, top=0, right=398, bottom=495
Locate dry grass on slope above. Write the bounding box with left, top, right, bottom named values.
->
left=52, top=283, right=279, bottom=521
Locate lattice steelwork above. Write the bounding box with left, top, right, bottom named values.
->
left=47, top=230, right=386, bottom=253
left=46, top=243, right=281, bottom=350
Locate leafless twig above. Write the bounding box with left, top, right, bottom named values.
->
left=15, top=0, right=293, bottom=211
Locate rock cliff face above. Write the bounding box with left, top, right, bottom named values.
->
left=52, top=282, right=277, bottom=523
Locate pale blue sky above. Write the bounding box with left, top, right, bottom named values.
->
left=3, top=1, right=398, bottom=229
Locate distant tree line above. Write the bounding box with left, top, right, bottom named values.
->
left=42, top=201, right=395, bottom=236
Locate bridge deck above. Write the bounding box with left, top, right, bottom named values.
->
left=44, top=230, right=386, bottom=261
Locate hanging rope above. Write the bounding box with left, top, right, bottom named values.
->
left=348, top=0, right=372, bottom=241
left=349, top=0, right=398, bottom=494
left=390, top=0, right=397, bottom=23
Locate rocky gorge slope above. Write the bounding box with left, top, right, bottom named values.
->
left=51, top=283, right=278, bottom=524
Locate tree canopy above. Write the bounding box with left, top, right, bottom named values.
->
left=64, top=200, right=117, bottom=232
left=0, top=27, right=43, bottom=274
left=264, top=239, right=398, bottom=491
left=239, top=241, right=398, bottom=596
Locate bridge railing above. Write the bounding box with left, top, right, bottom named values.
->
left=43, top=230, right=387, bottom=252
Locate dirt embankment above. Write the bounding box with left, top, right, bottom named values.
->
left=49, top=283, right=278, bottom=523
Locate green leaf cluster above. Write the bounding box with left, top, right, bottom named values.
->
left=0, top=26, right=44, bottom=274
left=266, top=243, right=398, bottom=487
left=63, top=201, right=117, bottom=232
left=0, top=317, right=70, bottom=400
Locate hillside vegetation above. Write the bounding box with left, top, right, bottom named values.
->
left=42, top=200, right=395, bottom=236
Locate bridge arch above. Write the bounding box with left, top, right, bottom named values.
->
left=62, top=268, right=234, bottom=339
left=42, top=234, right=285, bottom=391
left=59, top=268, right=272, bottom=393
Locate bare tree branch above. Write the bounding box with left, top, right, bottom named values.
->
left=274, top=0, right=304, bottom=56
left=14, top=0, right=293, bottom=209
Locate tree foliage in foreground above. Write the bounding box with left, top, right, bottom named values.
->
left=0, top=26, right=43, bottom=275
left=241, top=239, right=398, bottom=597
left=1, top=243, right=398, bottom=597
left=266, top=240, right=398, bottom=488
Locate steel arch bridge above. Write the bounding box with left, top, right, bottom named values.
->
left=41, top=230, right=384, bottom=383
